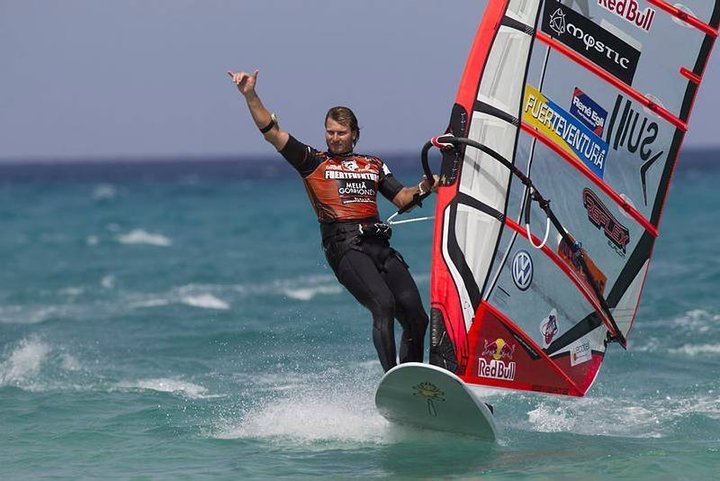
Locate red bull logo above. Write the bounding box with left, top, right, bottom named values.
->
left=481, top=338, right=516, bottom=361
left=479, top=338, right=517, bottom=381
left=478, top=359, right=517, bottom=381
left=597, top=0, right=655, bottom=32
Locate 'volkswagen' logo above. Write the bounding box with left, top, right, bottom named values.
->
left=512, top=250, right=533, bottom=291
left=549, top=8, right=566, bottom=35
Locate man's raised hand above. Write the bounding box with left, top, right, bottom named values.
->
left=227, top=69, right=259, bottom=96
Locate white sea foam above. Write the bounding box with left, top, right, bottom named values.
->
left=283, top=285, right=342, bottom=301
left=672, top=309, right=720, bottom=334
left=668, top=343, right=720, bottom=356
left=60, top=352, right=82, bottom=371
left=527, top=398, right=665, bottom=438
left=131, top=298, right=172, bottom=308
left=140, top=276, right=344, bottom=305
left=217, top=392, right=387, bottom=443
left=527, top=403, right=578, bottom=432
left=116, top=229, right=172, bottom=247
left=231, top=274, right=344, bottom=301
left=101, top=275, right=115, bottom=289
left=127, top=285, right=230, bottom=311
left=631, top=336, right=662, bottom=353
left=686, top=392, right=720, bottom=419
left=117, top=378, right=210, bottom=399
left=0, top=338, right=51, bottom=385
left=524, top=390, right=720, bottom=438
left=0, top=305, right=65, bottom=325
left=214, top=363, right=391, bottom=444
left=92, top=183, right=118, bottom=200
left=60, top=287, right=84, bottom=297
left=181, top=294, right=230, bottom=310
left=633, top=308, right=720, bottom=353
left=0, top=338, right=92, bottom=393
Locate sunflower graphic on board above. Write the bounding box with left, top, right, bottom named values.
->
left=413, top=382, right=446, bottom=417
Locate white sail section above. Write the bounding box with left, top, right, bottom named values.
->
left=449, top=0, right=542, bottom=320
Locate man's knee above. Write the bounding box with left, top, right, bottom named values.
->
left=368, top=294, right=395, bottom=327
left=418, top=311, right=429, bottom=330
left=396, top=289, right=426, bottom=316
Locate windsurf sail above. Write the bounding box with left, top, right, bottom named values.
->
left=426, top=0, right=719, bottom=396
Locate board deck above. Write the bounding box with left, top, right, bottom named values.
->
left=375, top=362, right=497, bottom=441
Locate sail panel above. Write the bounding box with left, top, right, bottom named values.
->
left=429, top=0, right=719, bottom=395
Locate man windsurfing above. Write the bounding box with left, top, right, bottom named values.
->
left=229, top=69, right=434, bottom=372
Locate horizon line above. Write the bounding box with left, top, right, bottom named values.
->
left=1, top=146, right=718, bottom=167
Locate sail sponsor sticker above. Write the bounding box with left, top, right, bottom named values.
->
left=570, top=88, right=608, bottom=137
left=511, top=250, right=533, bottom=291
left=479, top=338, right=517, bottom=381
left=540, top=309, right=559, bottom=348
left=597, top=0, right=656, bottom=32
left=583, top=188, right=630, bottom=255
left=541, top=0, right=641, bottom=84
left=524, top=85, right=609, bottom=179
left=605, top=94, right=665, bottom=206
left=557, top=235, right=608, bottom=294
left=570, top=340, right=592, bottom=367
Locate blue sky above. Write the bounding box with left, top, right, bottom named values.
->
left=1, top=0, right=718, bottom=161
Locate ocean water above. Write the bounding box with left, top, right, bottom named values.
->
left=0, top=154, right=718, bottom=480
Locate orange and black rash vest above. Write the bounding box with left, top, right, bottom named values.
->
left=280, top=135, right=404, bottom=224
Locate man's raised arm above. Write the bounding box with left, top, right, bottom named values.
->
left=228, top=69, right=289, bottom=151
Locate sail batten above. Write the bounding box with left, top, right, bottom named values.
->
left=428, top=0, right=719, bottom=396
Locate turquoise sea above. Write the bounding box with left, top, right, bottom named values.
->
left=1, top=152, right=718, bottom=480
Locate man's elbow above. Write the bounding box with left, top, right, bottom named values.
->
left=264, top=130, right=289, bottom=151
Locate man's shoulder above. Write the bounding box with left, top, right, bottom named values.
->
left=280, top=136, right=326, bottom=177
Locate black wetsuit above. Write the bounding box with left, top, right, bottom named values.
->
left=280, top=135, right=429, bottom=372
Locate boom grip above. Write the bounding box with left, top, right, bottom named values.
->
left=396, top=140, right=440, bottom=215
left=421, top=140, right=436, bottom=187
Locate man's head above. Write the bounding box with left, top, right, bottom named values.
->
left=325, top=106, right=359, bottom=155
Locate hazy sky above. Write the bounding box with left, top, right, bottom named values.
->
left=2, top=0, right=719, bottom=161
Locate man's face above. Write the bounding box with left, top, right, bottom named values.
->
left=325, top=118, right=355, bottom=155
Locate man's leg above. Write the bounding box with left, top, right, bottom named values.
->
left=382, top=252, right=429, bottom=364
left=332, top=249, right=398, bottom=372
